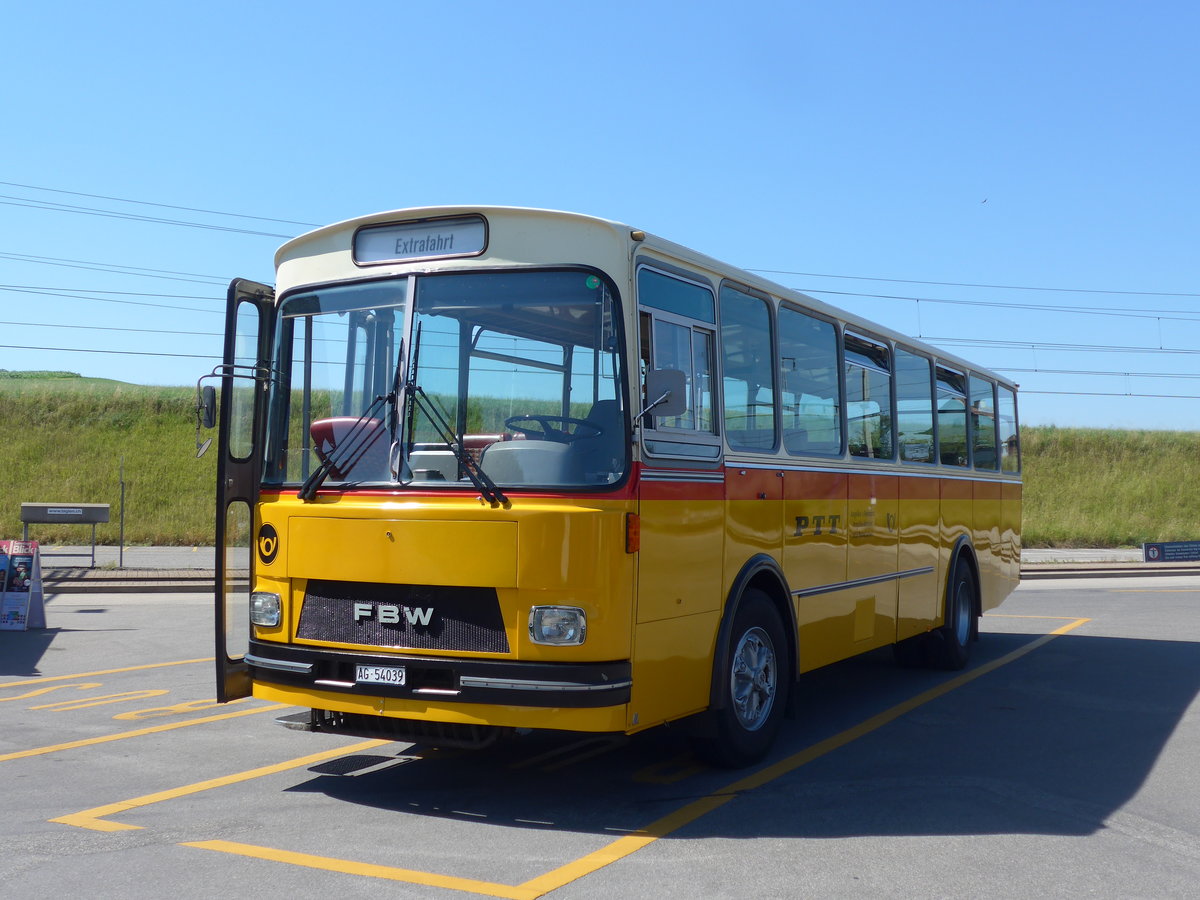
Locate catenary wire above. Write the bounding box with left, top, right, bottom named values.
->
left=0, top=180, right=317, bottom=228
left=751, top=267, right=1200, bottom=299
left=6, top=179, right=1195, bottom=299
left=0, top=285, right=222, bottom=314
left=0, top=197, right=294, bottom=239
left=796, top=288, right=1200, bottom=322
left=0, top=343, right=217, bottom=360
left=0, top=251, right=229, bottom=285
left=0, top=320, right=222, bottom=338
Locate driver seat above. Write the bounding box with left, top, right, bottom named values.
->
left=578, top=399, right=624, bottom=482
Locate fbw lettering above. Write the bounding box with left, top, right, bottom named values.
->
left=353, top=603, right=435, bottom=627
left=794, top=515, right=841, bottom=537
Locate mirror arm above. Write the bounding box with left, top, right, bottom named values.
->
left=635, top=390, right=672, bottom=425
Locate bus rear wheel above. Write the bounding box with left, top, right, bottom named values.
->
left=931, top=560, right=977, bottom=670
left=692, top=590, right=788, bottom=769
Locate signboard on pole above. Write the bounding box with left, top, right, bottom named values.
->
left=0, top=540, right=45, bottom=630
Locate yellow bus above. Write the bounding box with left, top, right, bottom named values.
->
left=202, top=206, right=1020, bottom=767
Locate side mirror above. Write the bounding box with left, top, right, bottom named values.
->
left=195, top=383, right=217, bottom=457
left=199, top=385, right=217, bottom=429
left=642, top=368, right=688, bottom=420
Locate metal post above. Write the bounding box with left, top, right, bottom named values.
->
left=119, top=456, right=126, bottom=569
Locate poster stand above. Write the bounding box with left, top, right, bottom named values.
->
left=0, top=540, right=45, bottom=631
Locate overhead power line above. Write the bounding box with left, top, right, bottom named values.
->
left=1022, top=390, right=1200, bottom=400
left=4, top=180, right=1194, bottom=301
left=0, top=343, right=216, bottom=360
left=0, top=284, right=219, bottom=299
left=997, top=367, right=1200, bottom=379
left=800, top=288, right=1200, bottom=323
left=0, top=284, right=222, bottom=314
left=0, top=180, right=317, bottom=228
left=0, top=251, right=228, bottom=285
left=926, top=336, right=1200, bottom=355
left=0, top=320, right=222, bottom=339
left=753, top=268, right=1200, bottom=299
left=0, top=196, right=294, bottom=239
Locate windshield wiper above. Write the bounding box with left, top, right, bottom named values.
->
left=298, top=389, right=395, bottom=502
left=386, top=339, right=410, bottom=482
left=401, top=324, right=507, bottom=507
left=407, top=383, right=509, bottom=507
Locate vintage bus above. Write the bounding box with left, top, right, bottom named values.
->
left=202, top=206, right=1021, bottom=768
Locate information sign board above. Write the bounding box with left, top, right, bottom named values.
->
left=1142, top=541, right=1200, bottom=563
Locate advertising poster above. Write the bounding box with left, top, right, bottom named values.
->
left=1, top=540, right=44, bottom=631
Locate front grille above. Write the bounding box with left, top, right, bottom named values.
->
left=297, top=580, right=509, bottom=653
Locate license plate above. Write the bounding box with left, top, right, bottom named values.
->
left=355, top=665, right=407, bottom=685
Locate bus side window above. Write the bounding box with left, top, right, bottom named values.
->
left=895, top=347, right=935, bottom=464
left=998, top=385, right=1020, bottom=472
left=970, top=375, right=999, bottom=470
left=936, top=365, right=969, bottom=467
left=779, top=305, right=841, bottom=456
left=637, top=268, right=717, bottom=435
left=845, top=333, right=894, bottom=460
left=720, top=285, right=777, bottom=453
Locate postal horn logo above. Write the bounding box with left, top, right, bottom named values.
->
left=257, top=523, right=279, bottom=565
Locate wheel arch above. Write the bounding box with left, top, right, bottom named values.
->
left=708, top=554, right=798, bottom=711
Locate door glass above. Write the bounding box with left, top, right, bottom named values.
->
left=223, top=501, right=251, bottom=661
left=228, top=302, right=261, bottom=461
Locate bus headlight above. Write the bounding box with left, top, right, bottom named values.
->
left=528, top=606, right=586, bottom=645
left=250, top=592, right=281, bottom=627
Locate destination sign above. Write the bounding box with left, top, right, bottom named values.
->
left=354, top=216, right=486, bottom=265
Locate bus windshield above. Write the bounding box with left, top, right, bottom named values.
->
left=264, top=268, right=627, bottom=490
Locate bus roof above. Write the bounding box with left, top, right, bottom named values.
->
left=276, top=205, right=1016, bottom=390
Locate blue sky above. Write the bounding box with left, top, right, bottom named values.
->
left=2, top=1, right=1197, bottom=430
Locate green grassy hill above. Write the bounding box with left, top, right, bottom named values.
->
left=1020, top=426, right=1200, bottom=547
left=1, top=373, right=1195, bottom=547
left=0, top=373, right=215, bottom=545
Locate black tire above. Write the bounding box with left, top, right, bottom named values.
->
left=692, top=590, right=789, bottom=768
left=931, top=560, right=976, bottom=670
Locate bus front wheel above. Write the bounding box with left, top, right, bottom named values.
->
left=693, top=590, right=788, bottom=769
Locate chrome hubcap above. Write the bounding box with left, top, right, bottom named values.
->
left=731, top=626, right=777, bottom=731
left=954, top=580, right=972, bottom=645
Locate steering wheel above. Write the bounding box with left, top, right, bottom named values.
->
left=504, top=414, right=602, bottom=443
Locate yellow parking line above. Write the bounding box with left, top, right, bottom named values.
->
left=54, top=619, right=1089, bottom=900
left=184, top=841, right=540, bottom=900
left=53, top=739, right=389, bottom=832
left=0, top=702, right=290, bottom=764
left=520, top=616, right=1092, bottom=897
left=0, top=658, right=214, bottom=688
left=0, top=682, right=104, bottom=703
left=31, top=690, right=169, bottom=711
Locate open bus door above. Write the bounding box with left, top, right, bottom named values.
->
left=213, top=279, right=276, bottom=701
